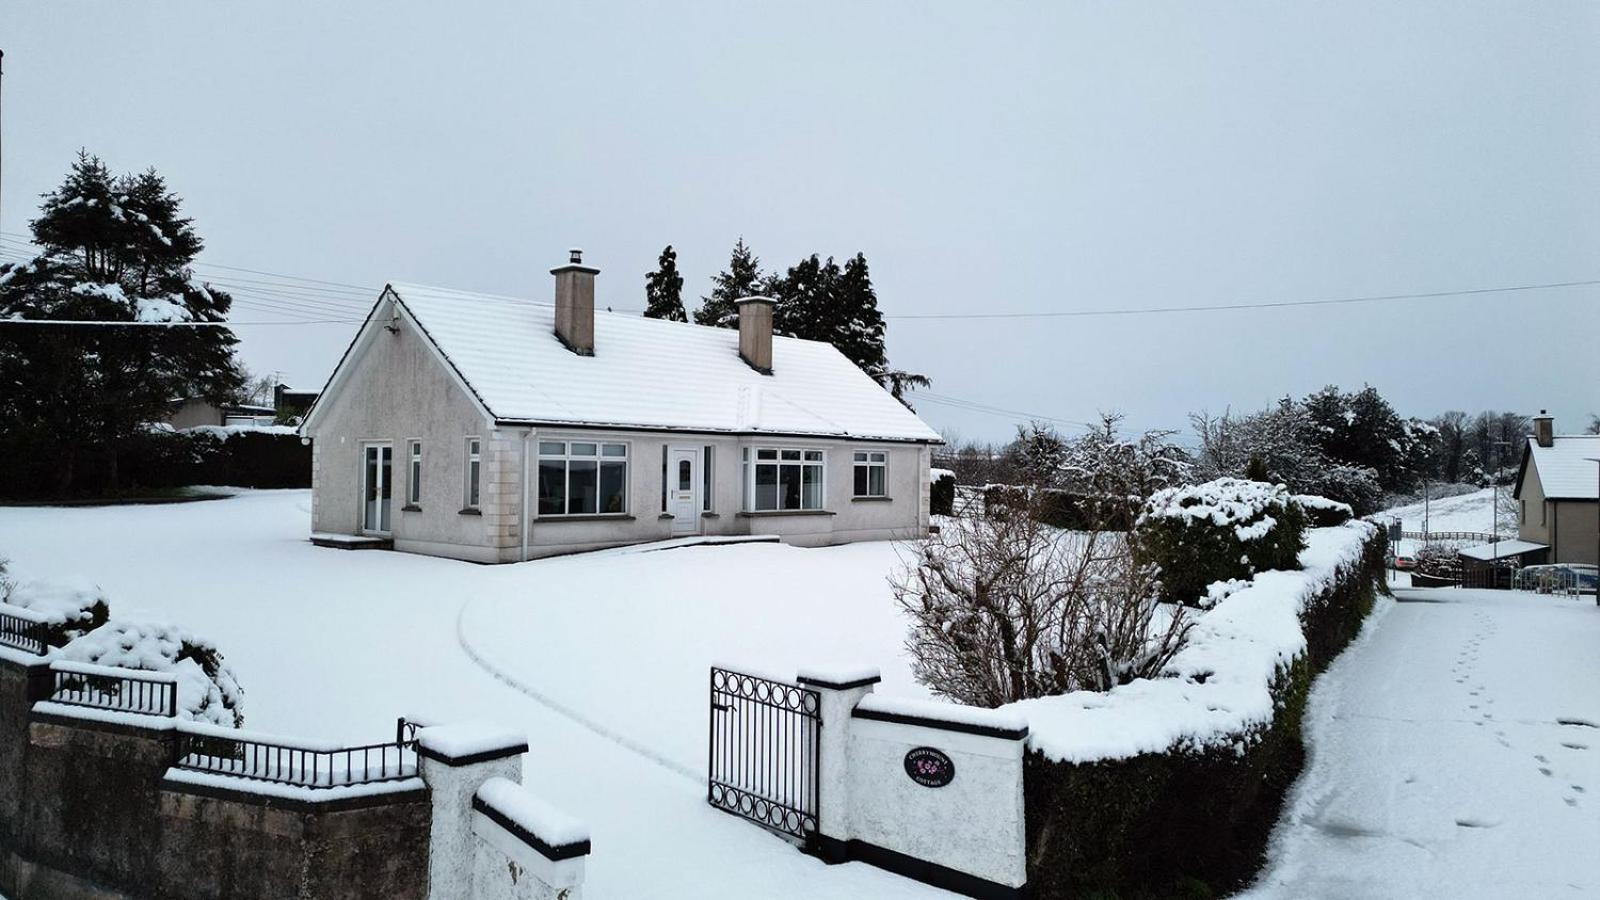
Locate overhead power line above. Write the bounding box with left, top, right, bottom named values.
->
left=884, top=278, right=1600, bottom=320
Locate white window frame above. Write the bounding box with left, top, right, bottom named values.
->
left=537, top=439, right=631, bottom=517
left=743, top=446, right=826, bottom=512
left=407, top=440, right=423, bottom=506
left=464, top=436, right=482, bottom=510
left=852, top=450, right=888, bottom=498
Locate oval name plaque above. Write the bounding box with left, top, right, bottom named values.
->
left=903, top=747, right=955, bottom=788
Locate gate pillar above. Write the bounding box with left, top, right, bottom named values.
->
left=795, top=666, right=880, bottom=863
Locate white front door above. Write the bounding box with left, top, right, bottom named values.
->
left=668, top=446, right=700, bottom=536
left=362, top=443, right=393, bottom=534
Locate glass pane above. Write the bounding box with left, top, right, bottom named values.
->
left=854, top=465, right=869, bottom=496
left=703, top=447, right=713, bottom=511
left=661, top=447, right=668, bottom=512
left=803, top=464, right=823, bottom=508
left=602, top=443, right=627, bottom=457
left=538, top=460, right=566, bottom=515
left=870, top=452, right=886, bottom=463
left=600, top=461, right=627, bottom=513
left=804, top=450, right=823, bottom=461
left=854, top=452, right=867, bottom=462
left=781, top=449, right=801, bottom=461
left=539, top=441, right=565, bottom=456
left=678, top=459, right=692, bottom=491
left=468, top=460, right=480, bottom=507
left=411, top=461, right=421, bottom=503
left=780, top=463, right=802, bottom=510
left=869, top=466, right=885, bottom=496
left=757, top=448, right=777, bottom=461
left=411, top=442, right=421, bottom=459
left=469, top=439, right=480, bottom=456
left=755, top=462, right=778, bottom=510
left=571, top=442, right=598, bottom=457
left=569, top=460, right=598, bottom=514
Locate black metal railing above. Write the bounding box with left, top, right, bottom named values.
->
left=708, top=666, right=821, bottom=844
left=48, top=665, right=177, bottom=717
left=0, top=610, right=50, bottom=656
left=172, top=728, right=419, bottom=789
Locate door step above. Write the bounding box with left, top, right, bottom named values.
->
left=309, top=532, right=394, bottom=551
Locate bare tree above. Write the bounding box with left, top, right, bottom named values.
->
left=893, top=495, right=1192, bottom=706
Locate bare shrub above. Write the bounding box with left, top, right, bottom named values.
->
left=894, top=498, right=1192, bottom=707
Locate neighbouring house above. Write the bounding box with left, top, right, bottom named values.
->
left=273, top=384, right=320, bottom=423
left=1512, top=411, right=1599, bottom=566
left=298, top=250, right=942, bottom=562
left=166, top=398, right=278, bottom=429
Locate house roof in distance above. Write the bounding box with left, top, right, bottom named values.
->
left=1526, top=434, right=1600, bottom=500
left=384, top=283, right=942, bottom=443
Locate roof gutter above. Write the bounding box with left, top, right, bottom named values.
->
left=490, top=419, right=942, bottom=445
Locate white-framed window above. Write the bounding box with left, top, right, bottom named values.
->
left=853, top=450, right=887, bottom=498
left=539, top=440, right=628, bottom=515
left=464, top=437, right=482, bottom=509
left=408, top=440, right=422, bottom=505
left=743, top=447, right=825, bottom=511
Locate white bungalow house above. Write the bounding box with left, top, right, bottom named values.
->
left=298, top=250, right=942, bottom=562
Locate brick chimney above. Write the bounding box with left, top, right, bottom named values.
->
left=552, top=248, right=599, bottom=356
left=1533, top=410, right=1554, bottom=448
left=736, top=296, right=774, bottom=374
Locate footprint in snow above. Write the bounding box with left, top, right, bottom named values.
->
left=1539, top=767, right=1553, bottom=777
left=1557, top=718, right=1598, bottom=729
left=1560, top=742, right=1589, bottom=751
left=1535, top=754, right=1548, bottom=763
left=1572, top=785, right=1586, bottom=794
left=1454, top=817, right=1500, bottom=829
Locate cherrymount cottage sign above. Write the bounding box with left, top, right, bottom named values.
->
left=903, top=747, right=955, bottom=788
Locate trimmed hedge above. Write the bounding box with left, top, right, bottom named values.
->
left=1135, top=480, right=1308, bottom=605
left=122, top=428, right=310, bottom=489
left=931, top=473, right=956, bottom=517
left=1024, top=527, right=1387, bottom=898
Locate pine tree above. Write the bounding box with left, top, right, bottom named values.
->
left=695, top=238, right=763, bottom=328
left=831, top=253, right=888, bottom=373
left=0, top=152, right=243, bottom=497
left=642, top=245, right=686, bottom=322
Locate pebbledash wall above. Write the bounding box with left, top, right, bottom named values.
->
left=0, top=648, right=592, bottom=900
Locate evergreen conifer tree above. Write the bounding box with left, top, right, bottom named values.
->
left=695, top=238, right=762, bottom=328
left=642, top=245, right=686, bottom=322
left=0, top=152, right=242, bottom=497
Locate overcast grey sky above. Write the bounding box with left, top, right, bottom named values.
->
left=4, top=1, right=1596, bottom=441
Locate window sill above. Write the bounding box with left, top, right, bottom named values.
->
left=534, top=514, right=636, bottom=523
left=701, top=512, right=720, bottom=519
left=459, top=508, right=482, bottom=516
left=658, top=513, right=675, bottom=520
left=851, top=496, right=893, bottom=503
left=401, top=504, right=422, bottom=512
left=737, top=509, right=836, bottom=518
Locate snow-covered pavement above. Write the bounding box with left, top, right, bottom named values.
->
left=0, top=491, right=946, bottom=899
left=1243, top=587, right=1600, bottom=899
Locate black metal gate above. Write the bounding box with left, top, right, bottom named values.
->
left=708, top=666, right=821, bottom=844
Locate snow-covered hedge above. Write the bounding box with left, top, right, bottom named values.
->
left=1134, top=478, right=1307, bottom=604
left=0, top=562, right=110, bottom=647
left=59, top=620, right=245, bottom=727
left=1017, top=521, right=1387, bottom=897
left=1292, top=493, right=1354, bottom=527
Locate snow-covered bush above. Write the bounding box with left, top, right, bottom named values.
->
left=893, top=504, right=1191, bottom=706
left=60, top=620, right=244, bottom=727
left=1134, top=478, right=1306, bottom=604
left=1292, top=493, right=1353, bottom=527
left=1414, top=541, right=1465, bottom=581
left=0, top=564, right=111, bottom=647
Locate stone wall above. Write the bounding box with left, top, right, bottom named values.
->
left=0, top=653, right=432, bottom=900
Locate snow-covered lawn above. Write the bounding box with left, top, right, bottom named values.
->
left=1241, top=586, right=1600, bottom=898
left=0, top=490, right=945, bottom=900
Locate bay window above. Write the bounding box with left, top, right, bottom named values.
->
left=743, top=447, right=825, bottom=511
left=539, top=441, right=628, bottom=516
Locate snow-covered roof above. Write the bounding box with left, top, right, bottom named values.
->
left=1458, top=539, right=1548, bottom=561
left=375, top=282, right=941, bottom=443
left=1525, top=435, right=1600, bottom=500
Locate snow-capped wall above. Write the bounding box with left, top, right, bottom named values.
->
left=804, top=670, right=1029, bottom=897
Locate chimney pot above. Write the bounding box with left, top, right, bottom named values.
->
left=736, top=296, right=775, bottom=375
left=552, top=249, right=599, bottom=356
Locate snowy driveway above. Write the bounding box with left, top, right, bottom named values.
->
left=1243, top=586, right=1600, bottom=899
left=0, top=491, right=948, bottom=900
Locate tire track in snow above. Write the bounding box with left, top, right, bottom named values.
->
left=454, top=596, right=700, bottom=783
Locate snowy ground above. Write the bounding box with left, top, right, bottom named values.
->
left=1240, top=587, right=1600, bottom=899
left=0, top=490, right=946, bottom=900
left=1382, top=488, right=1506, bottom=556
